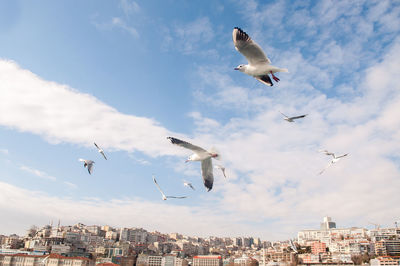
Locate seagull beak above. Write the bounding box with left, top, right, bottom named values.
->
left=234, top=67, right=239, bottom=70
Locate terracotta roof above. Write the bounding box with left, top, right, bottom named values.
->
left=193, top=256, right=222, bottom=259
left=96, top=263, right=119, bottom=266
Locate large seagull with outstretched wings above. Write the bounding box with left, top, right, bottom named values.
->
left=167, top=137, right=221, bottom=191
left=233, top=27, right=288, bottom=86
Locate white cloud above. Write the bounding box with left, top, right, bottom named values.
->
left=0, top=148, right=8, bottom=155
left=162, top=17, right=215, bottom=55
left=0, top=181, right=270, bottom=238
left=111, top=17, right=139, bottom=38
left=63, top=181, right=77, bottom=189
left=118, top=0, right=140, bottom=16
left=0, top=59, right=185, bottom=158
left=185, top=36, right=400, bottom=236
left=91, top=16, right=138, bottom=38
left=20, top=165, right=57, bottom=181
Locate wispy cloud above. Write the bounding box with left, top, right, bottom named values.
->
left=118, top=0, right=140, bottom=16
left=162, top=17, right=215, bottom=55
left=0, top=148, right=8, bottom=155
left=63, top=181, right=77, bottom=189
left=111, top=17, right=139, bottom=38
left=20, top=165, right=57, bottom=181
left=127, top=153, right=151, bottom=165
left=91, top=16, right=139, bottom=38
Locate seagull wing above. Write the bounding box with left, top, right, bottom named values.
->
left=100, top=151, right=107, bottom=160
left=166, top=196, right=188, bottom=199
left=201, top=158, right=214, bottom=191
left=255, top=75, right=273, bottom=86
left=153, top=175, right=167, bottom=198
left=336, top=153, right=348, bottom=159
left=94, top=142, right=100, bottom=150
left=87, top=162, right=94, bottom=174
left=167, top=137, right=207, bottom=153
left=279, top=111, right=289, bottom=118
left=233, top=27, right=270, bottom=66
left=320, top=150, right=335, bottom=158
left=289, top=114, right=308, bottom=120
left=318, top=161, right=332, bottom=175
left=215, top=165, right=227, bottom=178
left=188, top=183, right=196, bottom=190
left=290, top=240, right=298, bottom=253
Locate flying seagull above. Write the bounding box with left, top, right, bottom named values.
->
left=167, top=136, right=220, bottom=191
left=41, top=255, right=50, bottom=265
left=183, top=181, right=196, bottom=190
left=289, top=239, right=298, bottom=253
left=152, top=175, right=187, bottom=200
left=79, top=159, right=95, bottom=174
left=318, top=150, right=349, bottom=175
left=279, top=111, right=307, bottom=122
left=233, top=27, right=288, bottom=86
left=214, top=164, right=227, bottom=178
left=94, top=142, right=107, bottom=160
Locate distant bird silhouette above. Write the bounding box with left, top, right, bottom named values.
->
left=152, top=175, right=187, bottom=200
left=183, top=181, right=196, bottom=190
left=279, top=111, right=307, bottom=122
left=318, top=150, right=348, bottom=175
left=94, top=142, right=107, bottom=160
left=79, top=159, right=95, bottom=174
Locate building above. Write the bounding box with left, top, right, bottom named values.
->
left=311, top=242, right=326, bottom=254
left=233, top=255, right=258, bottom=266
left=375, top=240, right=400, bottom=257
left=193, top=255, right=222, bottom=266
left=297, top=217, right=368, bottom=246
left=320, top=217, right=336, bottom=230
left=0, top=253, right=94, bottom=266
left=370, top=256, right=400, bottom=265
left=136, top=254, right=163, bottom=266
left=162, top=255, right=176, bottom=266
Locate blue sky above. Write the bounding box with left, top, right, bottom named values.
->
left=1, top=0, right=400, bottom=240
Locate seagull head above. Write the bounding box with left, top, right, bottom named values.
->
left=234, top=64, right=246, bottom=72
left=185, top=155, right=194, bottom=163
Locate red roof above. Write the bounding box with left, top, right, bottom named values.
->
left=193, top=256, right=222, bottom=259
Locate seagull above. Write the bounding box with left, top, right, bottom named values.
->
left=214, top=165, right=227, bottom=178
left=79, top=159, right=95, bottom=174
left=279, top=111, right=307, bottom=122
left=233, top=27, right=288, bottom=86
left=94, top=142, right=107, bottom=160
left=318, top=150, right=348, bottom=175
left=152, top=175, right=187, bottom=200
left=183, top=181, right=196, bottom=190
left=289, top=239, right=298, bottom=253
left=167, top=136, right=220, bottom=191
left=41, top=255, right=50, bottom=264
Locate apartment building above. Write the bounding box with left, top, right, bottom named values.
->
left=192, top=255, right=222, bottom=266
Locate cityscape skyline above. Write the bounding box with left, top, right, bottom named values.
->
left=1, top=0, right=400, bottom=240
left=1, top=216, right=399, bottom=265
left=1, top=216, right=398, bottom=240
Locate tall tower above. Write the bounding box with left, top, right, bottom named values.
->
left=320, top=216, right=336, bottom=230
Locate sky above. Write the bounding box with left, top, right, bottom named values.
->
left=0, top=0, right=400, bottom=241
